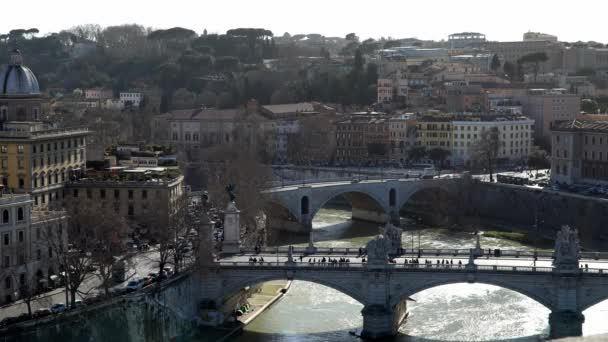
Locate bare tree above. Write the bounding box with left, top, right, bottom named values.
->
left=472, top=127, right=501, bottom=182
left=40, top=210, right=94, bottom=309
left=75, top=203, right=132, bottom=297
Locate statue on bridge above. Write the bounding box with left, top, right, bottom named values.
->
left=225, top=184, right=236, bottom=202
left=381, top=223, right=402, bottom=254
left=553, top=225, right=580, bottom=272
left=366, top=235, right=390, bottom=266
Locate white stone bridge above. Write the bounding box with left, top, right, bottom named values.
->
left=196, top=230, right=608, bottom=340
left=263, top=176, right=463, bottom=233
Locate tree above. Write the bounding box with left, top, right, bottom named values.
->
left=41, top=212, right=93, bottom=309
left=517, top=52, right=549, bottom=83
left=490, top=54, right=501, bottom=72
left=80, top=204, right=131, bottom=297
left=503, top=61, right=516, bottom=79
left=428, top=148, right=452, bottom=175
left=408, top=146, right=427, bottom=162
left=472, top=127, right=500, bottom=182
left=345, top=33, right=359, bottom=42
left=528, top=149, right=550, bottom=177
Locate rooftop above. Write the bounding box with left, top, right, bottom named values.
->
left=552, top=120, right=608, bottom=132
left=167, top=107, right=241, bottom=120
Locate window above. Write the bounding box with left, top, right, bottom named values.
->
left=128, top=204, right=134, bottom=216
left=3, top=232, right=9, bottom=245
left=5, top=277, right=10, bottom=289
left=17, top=207, right=23, bottom=221
left=1, top=159, right=6, bottom=169
left=73, top=189, right=78, bottom=198
left=0, top=145, right=6, bottom=153
left=114, top=189, right=120, bottom=199
left=128, top=190, right=133, bottom=200
left=36, top=249, right=41, bottom=260
left=36, top=228, right=40, bottom=240
left=48, top=247, right=53, bottom=258
left=18, top=177, right=24, bottom=189
left=18, top=231, right=23, bottom=242
left=100, top=189, right=106, bottom=199
left=2, top=210, right=8, bottom=224
left=87, top=189, right=92, bottom=199
left=142, top=190, right=147, bottom=199
left=17, top=145, right=24, bottom=153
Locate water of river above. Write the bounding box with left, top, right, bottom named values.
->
left=234, top=208, right=608, bottom=342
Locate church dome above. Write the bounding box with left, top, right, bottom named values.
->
left=0, top=49, right=40, bottom=97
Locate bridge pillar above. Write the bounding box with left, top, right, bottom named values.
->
left=360, top=236, right=408, bottom=339
left=549, top=311, right=584, bottom=339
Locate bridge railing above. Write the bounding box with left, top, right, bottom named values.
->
left=235, top=247, right=608, bottom=261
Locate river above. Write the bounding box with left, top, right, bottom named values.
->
left=234, top=208, right=608, bottom=342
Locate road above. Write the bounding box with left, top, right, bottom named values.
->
left=0, top=249, right=163, bottom=320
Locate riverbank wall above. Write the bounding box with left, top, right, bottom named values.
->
left=466, top=182, right=608, bottom=248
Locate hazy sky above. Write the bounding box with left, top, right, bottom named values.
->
left=2, top=0, right=606, bottom=43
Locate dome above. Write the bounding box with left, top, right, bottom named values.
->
left=0, top=49, right=40, bottom=97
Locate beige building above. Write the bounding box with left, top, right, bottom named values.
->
left=0, top=123, right=89, bottom=209
left=0, top=193, right=68, bottom=304
left=551, top=120, right=608, bottom=186
left=515, top=89, right=580, bottom=146
left=388, top=114, right=417, bottom=164
left=416, top=115, right=454, bottom=151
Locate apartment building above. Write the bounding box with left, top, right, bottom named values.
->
left=551, top=120, right=608, bottom=186
left=515, top=88, right=580, bottom=146
left=388, top=114, right=417, bottom=163
left=0, top=193, right=68, bottom=304
left=0, top=122, right=89, bottom=208
left=416, top=115, right=454, bottom=151
left=452, top=116, right=534, bottom=167
left=64, top=170, right=185, bottom=237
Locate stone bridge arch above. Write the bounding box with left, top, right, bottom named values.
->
left=397, top=181, right=457, bottom=225
left=308, top=188, right=389, bottom=225
left=219, top=270, right=367, bottom=306
left=388, top=275, right=556, bottom=311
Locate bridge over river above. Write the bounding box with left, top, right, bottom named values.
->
left=197, top=219, right=608, bottom=340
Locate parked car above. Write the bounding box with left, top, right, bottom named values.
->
left=74, top=300, right=85, bottom=308
left=14, top=313, right=32, bottom=323
left=125, top=278, right=145, bottom=292
left=163, top=267, right=173, bottom=276
left=0, top=316, right=18, bottom=327
left=148, top=272, right=159, bottom=281
left=33, top=308, right=52, bottom=318
left=51, top=303, right=67, bottom=314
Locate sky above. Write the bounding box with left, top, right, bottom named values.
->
left=1, top=0, right=606, bottom=43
